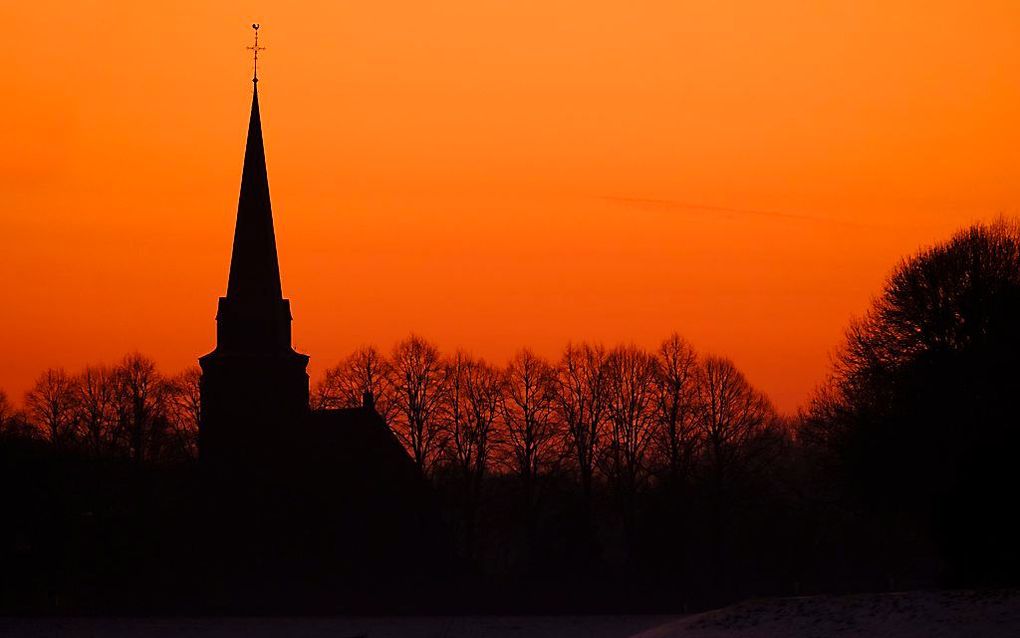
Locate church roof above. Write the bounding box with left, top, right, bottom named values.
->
left=225, top=84, right=284, bottom=301
left=306, top=408, right=419, bottom=475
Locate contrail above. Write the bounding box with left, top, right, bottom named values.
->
left=600, top=195, right=873, bottom=228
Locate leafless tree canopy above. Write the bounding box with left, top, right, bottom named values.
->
left=697, top=356, right=775, bottom=483
left=390, top=334, right=449, bottom=474
left=304, top=336, right=779, bottom=500
left=801, top=219, right=1020, bottom=583
left=600, top=345, right=660, bottom=500
left=77, top=365, right=116, bottom=455
left=15, top=355, right=197, bottom=463
left=442, top=352, right=501, bottom=486
left=556, top=342, right=607, bottom=498
left=499, top=348, right=560, bottom=489
left=0, top=388, right=33, bottom=440
left=313, top=345, right=396, bottom=424
left=165, top=367, right=202, bottom=458
left=654, top=334, right=701, bottom=485
left=0, top=389, right=9, bottom=428
left=6, top=333, right=780, bottom=489
left=2, top=333, right=796, bottom=604
left=25, top=368, right=78, bottom=445
left=114, top=353, right=169, bottom=464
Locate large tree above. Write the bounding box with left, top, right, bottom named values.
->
left=555, top=342, right=608, bottom=500
left=112, top=353, right=168, bottom=464
left=441, top=352, right=502, bottom=558
left=805, top=219, right=1020, bottom=583
left=390, top=335, right=448, bottom=474
left=500, top=349, right=559, bottom=501
left=0, top=389, right=23, bottom=439
left=0, top=389, right=10, bottom=432
left=25, top=368, right=78, bottom=444
left=75, top=365, right=117, bottom=456
left=653, top=334, right=701, bottom=487
left=600, top=345, right=660, bottom=555
left=165, top=367, right=202, bottom=459
left=696, top=357, right=772, bottom=482
left=443, top=352, right=501, bottom=487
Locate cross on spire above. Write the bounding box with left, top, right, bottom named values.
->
left=247, top=23, right=265, bottom=83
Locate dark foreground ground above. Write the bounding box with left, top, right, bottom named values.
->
left=0, top=615, right=671, bottom=638
left=3, top=590, right=1019, bottom=638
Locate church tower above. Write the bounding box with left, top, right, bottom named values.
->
left=198, top=59, right=309, bottom=465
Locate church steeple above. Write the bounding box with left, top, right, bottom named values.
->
left=198, top=26, right=310, bottom=466
left=205, top=26, right=304, bottom=356
left=225, top=85, right=283, bottom=301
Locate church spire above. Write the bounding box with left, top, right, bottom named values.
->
left=225, top=30, right=282, bottom=301
left=198, top=25, right=309, bottom=467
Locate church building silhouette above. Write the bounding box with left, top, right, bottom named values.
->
left=198, top=71, right=408, bottom=470
left=194, top=68, right=443, bottom=605
left=198, top=79, right=312, bottom=463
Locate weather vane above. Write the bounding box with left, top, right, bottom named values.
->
left=247, top=23, right=265, bottom=83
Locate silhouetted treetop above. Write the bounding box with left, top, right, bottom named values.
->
left=805, top=217, right=1020, bottom=584
left=840, top=218, right=1020, bottom=383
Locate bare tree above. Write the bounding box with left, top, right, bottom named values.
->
left=555, top=342, right=608, bottom=500
left=694, top=356, right=776, bottom=582
left=165, top=367, right=201, bottom=458
left=696, top=356, right=774, bottom=485
left=500, top=349, right=559, bottom=499
left=76, top=365, right=117, bottom=455
left=442, top=352, right=503, bottom=556
left=444, top=352, right=502, bottom=485
left=601, top=345, right=659, bottom=554
left=442, top=351, right=469, bottom=477
left=390, top=335, right=448, bottom=474
left=0, top=389, right=10, bottom=431
left=112, top=353, right=168, bottom=464
left=654, top=334, right=701, bottom=486
left=25, top=368, right=79, bottom=444
left=313, top=345, right=396, bottom=424
left=602, top=346, right=660, bottom=493
left=0, top=389, right=34, bottom=441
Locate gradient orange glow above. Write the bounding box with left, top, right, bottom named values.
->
left=3, top=1, right=1020, bottom=412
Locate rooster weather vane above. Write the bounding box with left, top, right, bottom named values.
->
left=247, top=23, right=265, bottom=83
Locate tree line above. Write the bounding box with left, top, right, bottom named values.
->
left=4, top=218, right=1020, bottom=610
left=0, top=354, right=199, bottom=463
left=1, top=336, right=791, bottom=597
left=1, top=334, right=782, bottom=487
left=312, top=336, right=789, bottom=574
left=316, top=335, right=782, bottom=498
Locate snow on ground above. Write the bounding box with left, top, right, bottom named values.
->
left=633, top=590, right=1020, bottom=638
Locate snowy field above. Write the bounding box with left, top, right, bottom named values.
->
left=3, top=591, right=1019, bottom=637
left=634, top=590, right=1020, bottom=638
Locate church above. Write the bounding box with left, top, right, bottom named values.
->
left=194, top=52, right=446, bottom=606
left=197, top=58, right=407, bottom=472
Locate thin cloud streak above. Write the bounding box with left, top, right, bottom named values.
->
left=601, top=195, right=876, bottom=228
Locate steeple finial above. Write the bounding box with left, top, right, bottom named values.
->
left=247, top=23, right=265, bottom=83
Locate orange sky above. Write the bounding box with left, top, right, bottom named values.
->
left=2, top=1, right=1019, bottom=412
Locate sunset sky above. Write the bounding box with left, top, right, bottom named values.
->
left=3, top=1, right=1019, bottom=412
